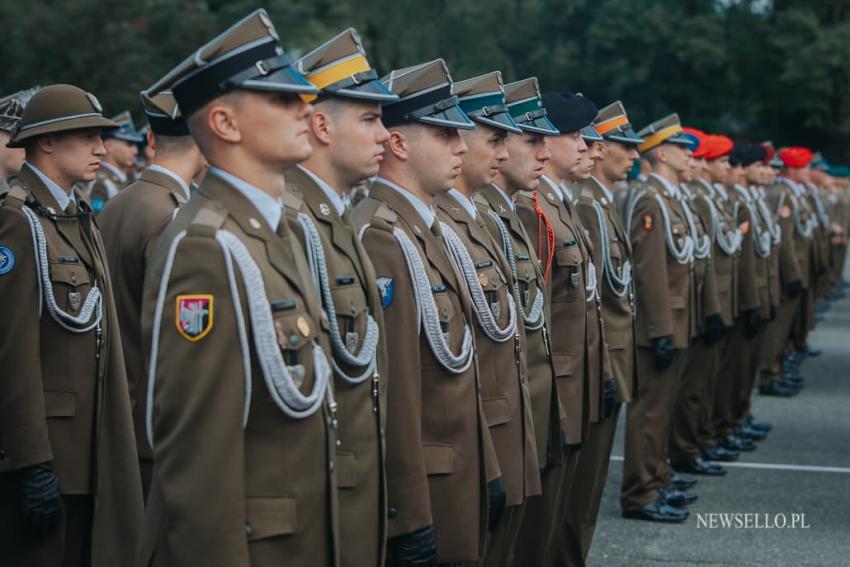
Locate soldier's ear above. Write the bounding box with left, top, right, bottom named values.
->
left=206, top=103, right=242, bottom=144
left=386, top=130, right=408, bottom=161
left=310, top=110, right=333, bottom=146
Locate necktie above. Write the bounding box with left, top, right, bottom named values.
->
left=65, top=200, right=78, bottom=216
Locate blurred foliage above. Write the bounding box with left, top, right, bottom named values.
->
left=3, top=0, right=850, bottom=160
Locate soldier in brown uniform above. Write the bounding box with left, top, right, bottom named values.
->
left=0, top=84, right=143, bottom=566
left=137, top=10, right=341, bottom=567
left=474, top=125, right=562, bottom=567
left=351, top=59, right=499, bottom=566
left=434, top=71, right=540, bottom=566
left=569, top=101, right=644, bottom=565
left=98, top=88, right=206, bottom=498
left=282, top=29, right=397, bottom=567
left=87, top=111, right=144, bottom=214
left=515, top=91, right=613, bottom=567
left=620, top=114, right=698, bottom=523
left=667, top=132, right=728, bottom=478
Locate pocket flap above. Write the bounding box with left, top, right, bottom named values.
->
left=44, top=391, right=75, bottom=417
left=670, top=295, right=686, bottom=309
left=50, top=264, right=90, bottom=286
left=606, top=329, right=629, bottom=350
left=336, top=451, right=357, bottom=489
left=551, top=352, right=575, bottom=378
left=482, top=397, right=511, bottom=427
left=423, top=443, right=454, bottom=475
left=555, top=247, right=581, bottom=267
left=245, top=497, right=297, bottom=541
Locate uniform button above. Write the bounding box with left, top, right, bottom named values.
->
left=388, top=507, right=398, bottom=519
left=329, top=460, right=335, bottom=473
left=245, top=524, right=253, bottom=537
left=336, top=439, right=342, bottom=447
left=0, top=449, right=6, bottom=460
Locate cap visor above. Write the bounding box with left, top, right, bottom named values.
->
left=581, top=125, right=604, bottom=142
left=104, top=131, right=145, bottom=143
left=666, top=133, right=694, bottom=147
left=518, top=115, right=560, bottom=136
left=418, top=105, right=476, bottom=130
left=240, top=66, right=320, bottom=95
left=333, top=80, right=400, bottom=103
left=476, top=112, right=523, bottom=134
left=7, top=115, right=119, bottom=148
left=606, top=126, right=644, bottom=145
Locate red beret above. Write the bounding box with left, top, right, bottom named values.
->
left=683, top=127, right=707, bottom=158
left=779, top=146, right=813, bottom=168
left=700, top=134, right=734, bottom=161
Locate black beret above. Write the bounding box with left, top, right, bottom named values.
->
left=729, top=144, right=767, bottom=167
left=541, top=92, right=598, bottom=135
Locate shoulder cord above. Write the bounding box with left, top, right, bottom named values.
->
left=677, top=194, right=711, bottom=260
left=786, top=188, right=815, bottom=239
left=735, top=186, right=772, bottom=259
left=296, top=213, right=379, bottom=384
left=810, top=186, right=831, bottom=228
left=440, top=222, right=517, bottom=343
left=392, top=226, right=474, bottom=374
left=530, top=192, right=556, bottom=282
left=487, top=210, right=545, bottom=330
left=145, top=229, right=334, bottom=447
left=626, top=190, right=694, bottom=264
left=21, top=205, right=103, bottom=332
left=754, top=191, right=781, bottom=246
left=698, top=192, right=741, bottom=255
left=590, top=201, right=631, bottom=298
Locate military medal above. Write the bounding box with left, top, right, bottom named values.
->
left=68, top=291, right=82, bottom=311
left=319, top=203, right=331, bottom=216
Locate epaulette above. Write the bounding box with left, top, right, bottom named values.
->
left=281, top=190, right=304, bottom=219
left=373, top=203, right=397, bottom=225
left=187, top=203, right=227, bottom=237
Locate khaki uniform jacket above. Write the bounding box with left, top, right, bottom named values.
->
left=138, top=172, right=339, bottom=567
left=99, top=167, right=189, bottom=467
left=730, top=185, right=771, bottom=319
left=575, top=176, right=639, bottom=403
left=88, top=163, right=127, bottom=214
left=627, top=175, right=695, bottom=349
left=435, top=191, right=541, bottom=505
left=284, top=166, right=387, bottom=567
left=475, top=184, right=562, bottom=469
left=752, top=187, right=782, bottom=310
left=351, top=181, right=496, bottom=564
left=680, top=185, right=722, bottom=335
left=765, top=181, right=805, bottom=301
left=516, top=177, right=610, bottom=443
left=0, top=165, right=143, bottom=565
left=690, top=180, right=739, bottom=326
left=804, top=182, right=832, bottom=283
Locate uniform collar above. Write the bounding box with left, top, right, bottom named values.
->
left=100, top=160, right=128, bottom=184
left=650, top=172, right=680, bottom=198
left=490, top=182, right=515, bottom=210
left=146, top=164, right=191, bottom=201
left=590, top=175, right=614, bottom=203
left=298, top=164, right=346, bottom=216
left=374, top=176, right=436, bottom=228
left=448, top=188, right=478, bottom=219
left=208, top=166, right=282, bottom=231
left=24, top=162, right=75, bottom=211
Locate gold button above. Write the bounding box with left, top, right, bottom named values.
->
left=296, top=316, right=311, bottom=337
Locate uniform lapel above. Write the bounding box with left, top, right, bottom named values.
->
left=435, top=192, right=504, bottom=262
left=140, top=167, right=189, bottom=207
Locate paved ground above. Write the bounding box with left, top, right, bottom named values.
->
left=587, top=286, right=850, bottom=566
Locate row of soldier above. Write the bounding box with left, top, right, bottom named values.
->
left=1, top=8, right=847, bottom=567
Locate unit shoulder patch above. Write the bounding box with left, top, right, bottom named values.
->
left=176, top=294, right=214, bottom=341
left=780, top=205, right=792, bottom=219
left=642, top=213, right=655, bottom=232
left=376, top=276, right=394, bottom=310
left=0, top=245, right=15, bottom=275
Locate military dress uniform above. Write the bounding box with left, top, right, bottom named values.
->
left=568, top=101, right=643, bottom=565
left=98, top=90, right=193, bottom=498
left=284, top=29, right=399, bottom=567
left=438, top=71, right=540, bottom=567
left=351, top=60, right=498, bottom=565
left=620, top=115, right=696, bottom=519
left=0, top=85, right=143, bottom=567
left=87, top=111, right=144, bottom=214
left=137, top=11, right=340, bottom=567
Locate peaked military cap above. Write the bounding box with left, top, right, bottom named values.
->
left=453, top=71, right=521, bottom=134
left=147, top=9, right=317, bottom=118
left=7, top=84, right=118, bottom=148
left=637, top=113, right=692, bottom=153
left=593, top=101, right=643, bottom=145
left=504, top=78, right=559, bottom=136
left=380, top=59, right=474, bottom=129
left=541, top=91, right=600, bottom=142
left=140, top=89, right=190, bottom=137
left=296, top=28, right=397, bottom=103
left=102, top=110, right=145, bottom=143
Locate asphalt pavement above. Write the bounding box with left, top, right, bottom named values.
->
left=587, top=283, right=850, bottom=566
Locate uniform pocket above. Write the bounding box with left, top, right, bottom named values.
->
left=482, top=396, right=511, bottom=427
left=44, top=390, right=75, bottom=418
left=50, top=263, right=92, bottom=314
left=670, top=295, right=686, bottom=310
left=554, top=248, right=583, bottom=303
left=245, top=496, right=297, bottom=541
left=552, top=352, right=575, bottom=377
left=423, top=443, right=454, bottom=475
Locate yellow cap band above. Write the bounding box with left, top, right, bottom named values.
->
left=302, top=55, right=372, bottom=102
left=638, top=124, right=684, bottom=153
left=595, top=115, right=628, bottom=136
